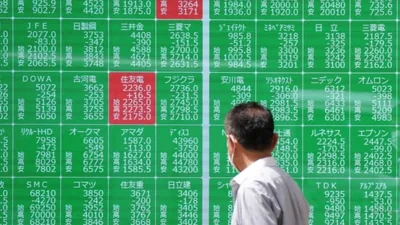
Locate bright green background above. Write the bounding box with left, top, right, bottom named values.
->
left=350, top=74, right=397, bottom=125
left=62, top=0, right=108, bottom=18
left=350, top=127, right=396, bottom=177
left=62, top=125, right=108, bottom=176
left=14, top=0, right=60, bottom=17
left=256, top=74, right=302, bottom=125
left=0, top=126, right=11, bottom=176
left=109, top=126, right=156, bottom=176
left=109, top=178, right=156, bottom=225
left=257, top=22, right=302, bottom=72
left=156, top=21, right=203, bottom=72
left=14, top=125, right=60, bottom=176
left=109, top=20, right=156, bottom=71
left=14, top=20, right=60, bottom=70
left=257, top=0, right=302, bottom=20
left=14, top=178, right=60, bottom=224
left=210, top=0, right=255, bottom=20
left=14, top=73, right=60, bottom=123
left=0, top=178, right=11, bottom=224
left=209, top=73, right=256, bottom=124
left=209, top=21, right=256, bottom=72
left=304, top=0, right=349, bottom=19
left=157, top=178, right=202, bottom=225
left=351, top=0, right=397, bottom=19
left=156, top=73, right=202, bottom=124
left=61, top=20, right=108, bottom=71
left=303, top=127, right=349, bottom=177
left=303, top=73, right=350, bottom=125
left=0, top=20, right=12, bottom=70
left=303, top=179, right=350, bottom=225
left=62, top=72, right=108, bottom=124
left=109, top=0, right=155, bottom=18
left=209, top=178, right=234, bottom=225
left=0, top=0, right=11, bottom=17
left=0, top=73, right=11, bottom=123
left=351, top=21, right=397, bottom=72
left=303, top=22, right=349, bottom=72
left=157, top=126, right=202, bottom=177
left=61, top=178, right=108, bottom=224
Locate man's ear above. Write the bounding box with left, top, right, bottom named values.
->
left=227, top=135, right=237, bottom=152
left=269, top=133, right=279, bottom=151
left=228, top=135, right=237, bottom=144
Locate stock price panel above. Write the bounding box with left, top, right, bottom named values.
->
left=0, top=1, right=398, bottom=225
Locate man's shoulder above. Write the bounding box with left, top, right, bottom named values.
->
left=232, top=157, right=302, bottom=198
left=237, top=167, right=287, bottom=192
left=237, top=166, right=303, bottom=200
left=246, top=165, right=290, bottom=184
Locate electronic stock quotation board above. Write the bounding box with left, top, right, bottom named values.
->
left=0, top=0, right=399, bottom=225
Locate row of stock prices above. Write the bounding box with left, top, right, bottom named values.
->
left=0, top=1, right=399, bottom=225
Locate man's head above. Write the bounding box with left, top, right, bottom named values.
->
left=224, top=101, right=278, bottom=171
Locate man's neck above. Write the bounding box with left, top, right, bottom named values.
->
left=239, top=151, right=272, bottom=171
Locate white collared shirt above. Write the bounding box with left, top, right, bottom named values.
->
left=230, top=157, right=309, bottom=225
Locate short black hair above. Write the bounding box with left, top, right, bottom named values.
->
left=224, top=101, right=275, bottom=152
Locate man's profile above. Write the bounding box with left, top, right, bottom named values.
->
left=225, top=101, right=309, bottom=225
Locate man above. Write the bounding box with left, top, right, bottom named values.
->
left=225, top=102, right=309, bottom=225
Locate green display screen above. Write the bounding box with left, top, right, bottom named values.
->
left=0, top=0, right=399, bottom=224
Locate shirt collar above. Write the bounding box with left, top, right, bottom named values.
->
left=230, top=156, right=278, bottom=187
